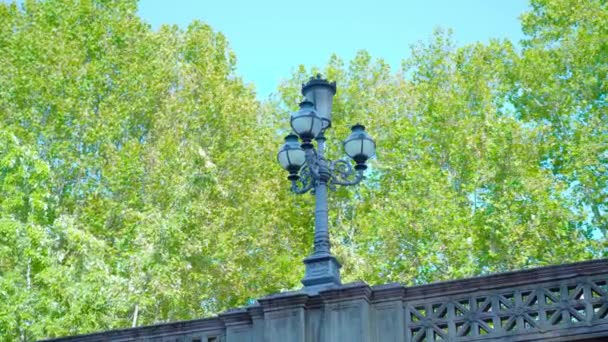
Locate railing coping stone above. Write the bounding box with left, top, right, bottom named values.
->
left=319, top=281, right=372, bottom=303
left=258, top=291, right=310, bottom=312
left=219, top=308, right=252, bottom=326
left=41, top=316, right=225, bottom=342
left=395, top=258, right=608, bottom=301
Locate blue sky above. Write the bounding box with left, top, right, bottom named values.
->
left=138, top=0, right=529, bottom=98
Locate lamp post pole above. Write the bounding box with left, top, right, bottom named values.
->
left=312, top=133, right=330, bottom=256
left=277, top=75, right=376, bottom=293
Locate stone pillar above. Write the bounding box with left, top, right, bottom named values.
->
left=220, top=309, right=253, bottom=342
left=258, top=292, right=309, bottom=342
left=247, top=306, right=264, bottom=342
left=319, top=282, right=372, bottom=342
left=305, top=296, right=324, bottom=342
left=370, top=283, right=405, bottom=342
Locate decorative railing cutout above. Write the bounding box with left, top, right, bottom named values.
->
left=405, top=277, right=608, bottom=341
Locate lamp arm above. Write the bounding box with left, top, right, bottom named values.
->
left=303, top=147, right=321, bottom=179
left=291, top=163, right=316, bottom=194
left=329, top=159, right=365, bottom=186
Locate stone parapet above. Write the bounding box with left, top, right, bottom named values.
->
left=43, top=258, right=608, bottom=342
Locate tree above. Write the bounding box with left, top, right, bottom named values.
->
left=277, top=27, right=600, bottom=286
left=0, top=0, right=310, bottom=339
left=512, top=0, right=607, bottom=243
left=0, top=0, right=605, bottom=340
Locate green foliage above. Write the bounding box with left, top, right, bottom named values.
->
left=278, top=27, right=602, bottom=286
left=515, top=0, right=608, bottom=240
left=0, top=0, right=605, bottom=340
left=0, top=0, right=310, bottom=339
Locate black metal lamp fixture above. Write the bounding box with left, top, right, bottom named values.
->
left=277, top=74, right=376, bottom=293
left=277, top=133, right=306, bottom=180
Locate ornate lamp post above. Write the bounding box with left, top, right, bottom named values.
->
left=277, top=74, right=376, bottom=292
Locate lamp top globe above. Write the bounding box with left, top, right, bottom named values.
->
left=301, top=74, right=336, bottom=129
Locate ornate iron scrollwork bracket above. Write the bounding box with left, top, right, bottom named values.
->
left=291, top=150, right=364, bottom=194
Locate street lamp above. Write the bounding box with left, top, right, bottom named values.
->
left=277, top=74, right=376, bottom=292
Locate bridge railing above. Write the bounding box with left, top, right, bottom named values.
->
left=402, top=272, right=607, bottom=341
left=45, top=259, right=608, bottom=342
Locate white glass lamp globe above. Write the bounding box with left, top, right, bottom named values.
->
left=278, top=133, right=306, bottom=180
left=343, top=124, right=376, bottom=170
left=290, top=100, right=323, bottom=143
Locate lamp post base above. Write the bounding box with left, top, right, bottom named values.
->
left=301, top=254, right=341, bottom=293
